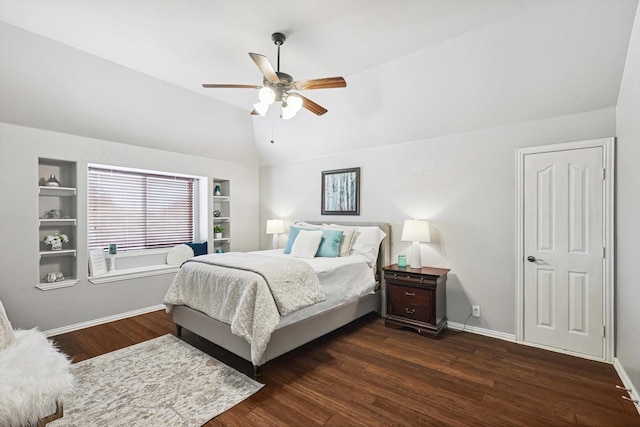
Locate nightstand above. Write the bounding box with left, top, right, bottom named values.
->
left=382, top=264, right=450, bottom=338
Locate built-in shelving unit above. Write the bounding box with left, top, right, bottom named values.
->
left=37, top=158, right=78, bottom=290
left=213, top=179, right=230, bottom=253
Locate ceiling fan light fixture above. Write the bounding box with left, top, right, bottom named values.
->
left=286, top=93, right=303, bottom=113
left=281, top=103, right=297, bottom=120
left=258, top=87, right=275, bottom=105
left=253, top=101, right=270, bottom=116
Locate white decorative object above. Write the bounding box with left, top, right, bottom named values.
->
left=107, top=256, right=116, bottom=272
left=43, top=233, right=69, bottom=251
left=166, top=244, right=195, bottom=266
left=266, top=219, right=284, bottom=249
left=401, top=219, right=431, bottom=269
left=88, top=248, right=107, bottom=277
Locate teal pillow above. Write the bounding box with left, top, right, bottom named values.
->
left=284, top=226, right=304, bottom=254
left=316, top=229, right=344, bottom=258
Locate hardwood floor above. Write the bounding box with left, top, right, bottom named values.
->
left=51, top=310, right=640, bottom=426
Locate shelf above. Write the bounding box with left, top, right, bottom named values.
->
left=39, top=186, right=76, bottom=197
left=39, top=249, right=77, bottom=259
left=213, top=195, right=230, bottom=202
left=36, top=279, right=78, bottom=291
left=213, top=217, right=230, bottom=222
left=89, top=264, right=179, bottom=285
left=213, top=237, right=230, bottom=242
left=39, top=218, right=77, bottom=226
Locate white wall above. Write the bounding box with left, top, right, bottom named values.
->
left=259, top=108, right=616, bottom=334
left=615, top=1, right=640, bottom=400
left=0, top=21, right=258, bottom=166
left=0, top=123, right=259, bottom=331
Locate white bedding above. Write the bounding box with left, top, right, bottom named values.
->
left=163, top=250, right=377, bottom=364
left=254, top=250, right=378, bottom=328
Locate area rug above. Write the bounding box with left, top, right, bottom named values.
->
left=50, top=334, right=263, bottom=426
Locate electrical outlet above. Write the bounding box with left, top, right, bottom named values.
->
left=472, top=305, right=481, bottom=318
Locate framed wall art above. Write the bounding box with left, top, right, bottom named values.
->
left=321, top=167, right=360, bottom=215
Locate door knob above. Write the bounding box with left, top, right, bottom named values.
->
left=527, top=256, right=538, bottom=262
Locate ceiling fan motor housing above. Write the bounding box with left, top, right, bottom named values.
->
left=263, top=71, right=293, bottom=101
left=271, top=32, right=286, bottom=46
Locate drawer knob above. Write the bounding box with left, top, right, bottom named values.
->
left=405, top=308, right=416, bottom=315
left=393, top=273, right=398, bottom=279
left=405, top=292, right=416, bottom=296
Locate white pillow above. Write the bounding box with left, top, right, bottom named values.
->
left=351, top=226, right=387, bottom=266
left=166, top=244, right=195, bottom=266
left=290, top=229, right=323, bottom=259
left=323, top=224, right=358, bottom=257
left=294, top=221, right=322, bottom=229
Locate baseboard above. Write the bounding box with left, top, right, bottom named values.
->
left=447, top=321, right=516, bottom=342
left=43, top=304, right=166, bottom=337
left=613, top=357, right=640, bottom=415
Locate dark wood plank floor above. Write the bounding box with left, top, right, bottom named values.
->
left=51, top=310, right=640, bottom=426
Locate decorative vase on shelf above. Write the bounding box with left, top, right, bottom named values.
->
left=215, top=233, right=222, bottom=239
left=45, top=174, right=61, bottom=187
left=214, top=185, right=222, bottom=196
left=51, top=241, right=62, bottom=251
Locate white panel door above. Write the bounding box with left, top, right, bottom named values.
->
left=523, top=147, right=604, bottom=358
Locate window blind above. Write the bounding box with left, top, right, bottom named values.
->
left=88, top=166, right=194, bottom=250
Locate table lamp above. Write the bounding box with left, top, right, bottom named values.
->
left=401, top=219, right=431, bottom=268
left=266, top=219, right=285, bottom=249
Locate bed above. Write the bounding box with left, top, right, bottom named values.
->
left=163, top=221, right=390, bottom=380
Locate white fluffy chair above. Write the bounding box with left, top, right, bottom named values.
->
left=0, top=299, right=74, bottom=427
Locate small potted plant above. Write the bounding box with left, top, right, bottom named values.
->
left=43, top=233, right=69, bottom=251
left=214, top=225, right=224, bottom=239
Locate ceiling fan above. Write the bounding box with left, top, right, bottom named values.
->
left=202, top=32, right=346, bottom=119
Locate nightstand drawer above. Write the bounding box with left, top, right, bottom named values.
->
left=389, top=301, right=430, bottom=322
left=388, top=285, right=432, bottom=322
left=388, top=285, right=430, bottom=305
left=384, top=272, right=435, bottom=286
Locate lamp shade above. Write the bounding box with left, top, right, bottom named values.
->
left=266, top=219, right=284, bottom=235
left=253, top=101, right=270, bottom=116
left=287, top=94, right=303, bottom=112
left=401, top=219, right=431, bottom=243
left=259, top=87, right=276, bottom=105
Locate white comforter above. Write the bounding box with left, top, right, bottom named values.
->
left=163, top=253, right=326, bottom=365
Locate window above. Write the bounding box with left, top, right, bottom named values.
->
left=88, top=166, right=195, bottom=251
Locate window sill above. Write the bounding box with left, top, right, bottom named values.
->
left=89, top=264, right=179, bottom=285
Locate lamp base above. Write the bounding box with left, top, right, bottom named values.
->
left=272, top=233, right=279, bottom=250
left=409, top=241, right=422, bottom=269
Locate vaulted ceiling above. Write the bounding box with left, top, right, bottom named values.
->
left=0, top=0, right=637, bottom=166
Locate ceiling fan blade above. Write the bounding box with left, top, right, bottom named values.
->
left=249, top=53, right=279, bottom=83
left=293, top=77, right=346, bottom=90
left=202, top=84, right=260, bottom=89
left=299, top=94, right=328, bottom=116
